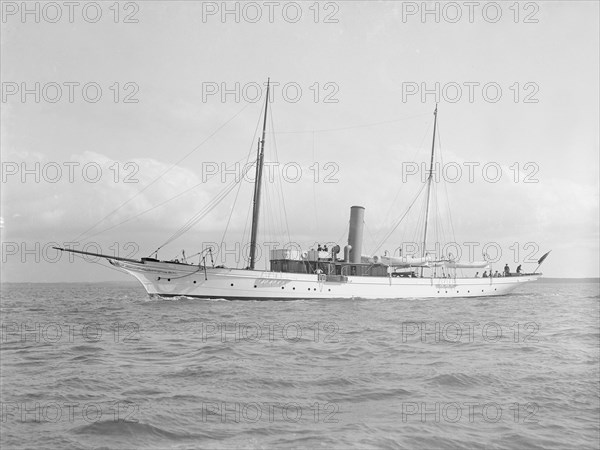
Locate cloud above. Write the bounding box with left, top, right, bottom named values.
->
left=1, top=150, right=222, bottom=239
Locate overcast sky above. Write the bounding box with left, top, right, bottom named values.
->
left=1, top=1, right=598, bottom=281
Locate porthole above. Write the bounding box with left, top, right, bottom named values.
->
left=281, top=286, right=284, bottom=289
left=230, top=283, right=234, bottom=287
left=254, top=285, right=257, bottom=288
left=293, top=287, right=296, bottom=290
left=167, top=278, right=171, bottom=282
left=157, top=277, right=161, bottom=280
left=193, top=280, right=196, bottom=284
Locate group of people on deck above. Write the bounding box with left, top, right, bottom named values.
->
left=475, top=264, right=522, bottom=278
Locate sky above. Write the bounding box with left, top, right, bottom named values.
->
left=1, top=0, right=599, bottom=281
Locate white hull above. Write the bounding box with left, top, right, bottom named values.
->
left=111, top=259, right=540, bottom=300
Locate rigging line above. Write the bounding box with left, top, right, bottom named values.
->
left=437, top=121, right=462, bottom=276
left=264, top=131, right=276, bottom=239
left=433, top=187, right=442, bottom=251
left=268, top=103, right=291, bottom=244
left=416, top=185, right=429, bottom=249
left=438, top=189, right=448, bottom=247
left=312, top=131, right=319, bottom=231
left=261, top=137, right=279, bottom=265
left=219, top=102, right=266, bottom=251
left=372, top=115, right=435, bottom=249
left=269, top=177, right=283, bottom=250
left=260, top=174, right=276, bottom=271
left=240, top=209, right=252, bottom=268
left=239, top=176, right=255, bottom=268
left=218, top=158, right=254, bottom=253
left=266, top=181, right=278, bottom=268
left=371, top=184, right=411, bottom=254
left=179, top=246, right=213, bottom=261
left=263, top=169, right=275, bottom=244
left=70, top=253, right=129, bottom=276
left=335, top=226, right=347, bottom=249
left=431, top=184, right=437, bottom=246
left=165, top=163, right=252, bottom=244
left=364, top=221, right=378, bottom=256
left=154, top=173, right=247, bottom=254
left=274, top=112, right=431, bottom=134
left=377, top=123, right=435, bottom=255
left=372, top=182, right=427, bottom=255
left=271, top=180, right=283, bottom=246
left=410, top=197, right=420, bottom=246
left=410, top=117, right=436, bottom=255
left=436, top=122, right=457, bottom=244
left=412, top=189, right=427, bottom=250
left=81, top=154, right=252, bottom=241
left=160, top=185, right=236, bottom=249
left=74, top=102, right=252, bottom=242
left=263, top=171, right=273, bottom=246
left=239, top=152, right=259, bottom=265
left=160, top=164, right=251, bottom=244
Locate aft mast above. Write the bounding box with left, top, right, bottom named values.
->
left=248, top=78, right=270, bottom=270
left=421, top=104, right=438, bottom=271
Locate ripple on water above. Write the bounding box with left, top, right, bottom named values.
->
left=1, top=281, right=598, bottom=449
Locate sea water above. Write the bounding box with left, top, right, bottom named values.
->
left=1, top=280, right=598, bottom=449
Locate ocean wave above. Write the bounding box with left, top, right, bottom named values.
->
left=73, top=420, right=186, bottom=440
left=3, top=282, right=599, bottom=449
left=426, top=372, right=487, bottom=388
